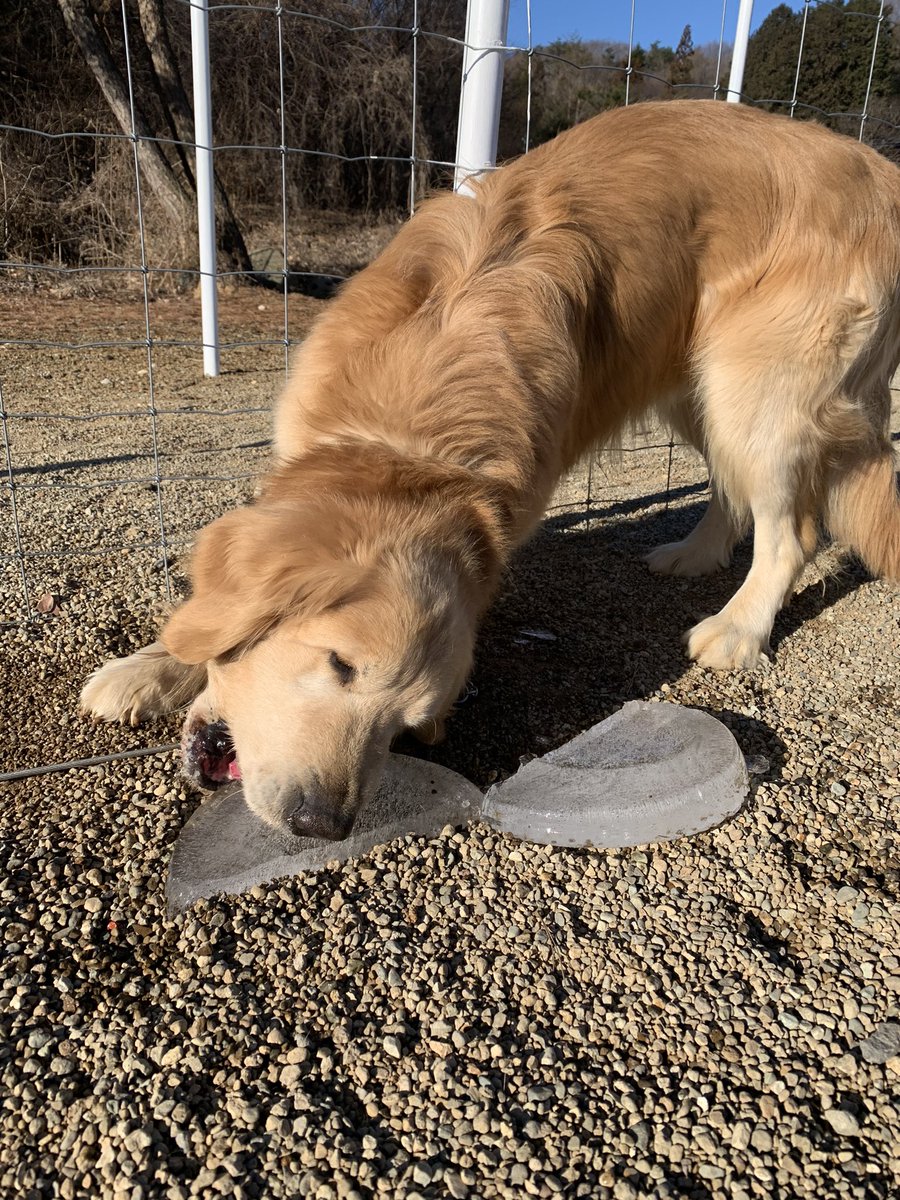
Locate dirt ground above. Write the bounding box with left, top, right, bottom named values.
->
left=1, top=292, right=899, bottom=1200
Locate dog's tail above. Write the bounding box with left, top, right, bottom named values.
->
left=826, top=447, right=900, bottom=579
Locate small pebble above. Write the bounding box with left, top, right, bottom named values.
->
left=858, top=1022, right=900, bottom=1065
left=822, top=1110, right=861, bottom=1137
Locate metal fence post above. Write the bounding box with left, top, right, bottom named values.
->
left=454, top=0, right=511, bottom=195
left=727, top=0, right=756, bottom=102
left=190, top=0, right=220, bottom=376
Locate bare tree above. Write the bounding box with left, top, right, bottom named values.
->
left=56, top=0, right=194, bottom=227
left=57, top=0, right=252, bottom=271
left=136, top=0, right=252, bottom=270
left=7, top=0, right=470, bottom=270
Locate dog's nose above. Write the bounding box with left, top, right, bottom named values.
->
left=288, top=794, right=354, bottom=842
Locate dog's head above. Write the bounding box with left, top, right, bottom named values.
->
left=162, top=461, right=507, bottom=839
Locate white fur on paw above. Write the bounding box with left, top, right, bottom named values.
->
left=645, top=539, right=731, bottom=578
left=685, top=614, right=772, bottom=670
left=80, top=655, right=170, bottom=726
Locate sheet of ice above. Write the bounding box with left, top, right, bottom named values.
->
left=166, top=755, right=483, bottom=915
left=167, top=702, right=749, bottom=913
left=482, top=700, right=749, bottom=847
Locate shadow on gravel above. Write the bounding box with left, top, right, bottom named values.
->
left=249, top=261, right=347, bottom=298
left=767, top=560, right=873, bottom=655
left=658, top=1172, right=716, bottom=1200
left=399, top=497, right=867, bottom=790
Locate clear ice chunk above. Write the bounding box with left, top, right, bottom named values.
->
left=166, top=755, right=482, bottom=915
left=482, top=700, right=749, bottom=848
left=166, top=701, right=749, bottom=913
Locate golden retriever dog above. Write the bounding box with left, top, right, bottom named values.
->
left=81, top=100, right=900, bottom=840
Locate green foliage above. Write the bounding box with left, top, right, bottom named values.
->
left=743, top=0, right=900, bottom=118
left=500, top=4, right=900, bottom=159
left=499, top=28, right=722, bottom=157
left=498, top=38, right=623, bottom=154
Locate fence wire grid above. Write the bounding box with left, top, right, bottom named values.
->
left=1, top=0, right=899, bottom=780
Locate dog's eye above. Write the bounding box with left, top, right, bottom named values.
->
left=328, top=651, right=356, bottom=685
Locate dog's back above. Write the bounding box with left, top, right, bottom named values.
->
left=275, top=100, right=900, bottom=667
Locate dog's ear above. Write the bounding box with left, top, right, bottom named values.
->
left=162, top=506, right=366, bottom=664
left=162, top=508, right=281, bottom=664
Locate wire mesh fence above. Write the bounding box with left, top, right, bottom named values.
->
left=2, top=0, right=899, bottom=779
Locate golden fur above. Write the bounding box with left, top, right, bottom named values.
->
left=81, top=100, right=900, bottom=836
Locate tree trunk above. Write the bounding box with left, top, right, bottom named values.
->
left=56, top=0, right=195, bottom=230
left=136, top=0, right=256, bottom=274
left=136, top=0, right=196, bottom=186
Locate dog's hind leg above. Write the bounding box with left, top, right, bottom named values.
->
left=683, top=263, right=900, bottom=668
left=80, top=642, right=207, bottom=726
left=824, top=381, right=900, bottom=579
left=677, top=275, right=899, bottom=670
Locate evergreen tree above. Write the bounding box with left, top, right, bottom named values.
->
left=669, top=25, right=695, bottom=88
left=744, top=0, right=900, bottom=118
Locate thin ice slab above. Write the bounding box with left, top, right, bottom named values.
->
left=167, top=702, right=750, bottom=913
left=166, top=755, right=483, bottom=915
left=482, top=700, right=749, bottom=847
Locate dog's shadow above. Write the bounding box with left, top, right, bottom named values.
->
left=397, top=497, right=868, bottom=789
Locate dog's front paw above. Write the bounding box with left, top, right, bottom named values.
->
left=685, top=614, right=771, bottom=670
left=80, top=656, right=164, bottom=726
left=645, top=538, right=731, bottom=578
left=79, top=641, right=204, bottom=726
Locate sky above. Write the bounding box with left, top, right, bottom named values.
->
left=506, top=0, right=789, bottom=52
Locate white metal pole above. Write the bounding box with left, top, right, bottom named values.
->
left=190, top=0, right=220, bottom=376
left=454, top=0, right=511, bottom=195
left=727, top=0, right=755, bottom=102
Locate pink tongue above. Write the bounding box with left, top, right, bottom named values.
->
left=228, top=759, right=242, bottom=781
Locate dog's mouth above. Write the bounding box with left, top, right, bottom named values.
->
left=183, top=719, right=242, bottom=790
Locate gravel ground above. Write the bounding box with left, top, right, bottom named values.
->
left=1, top=292, right=899, bottom=1200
